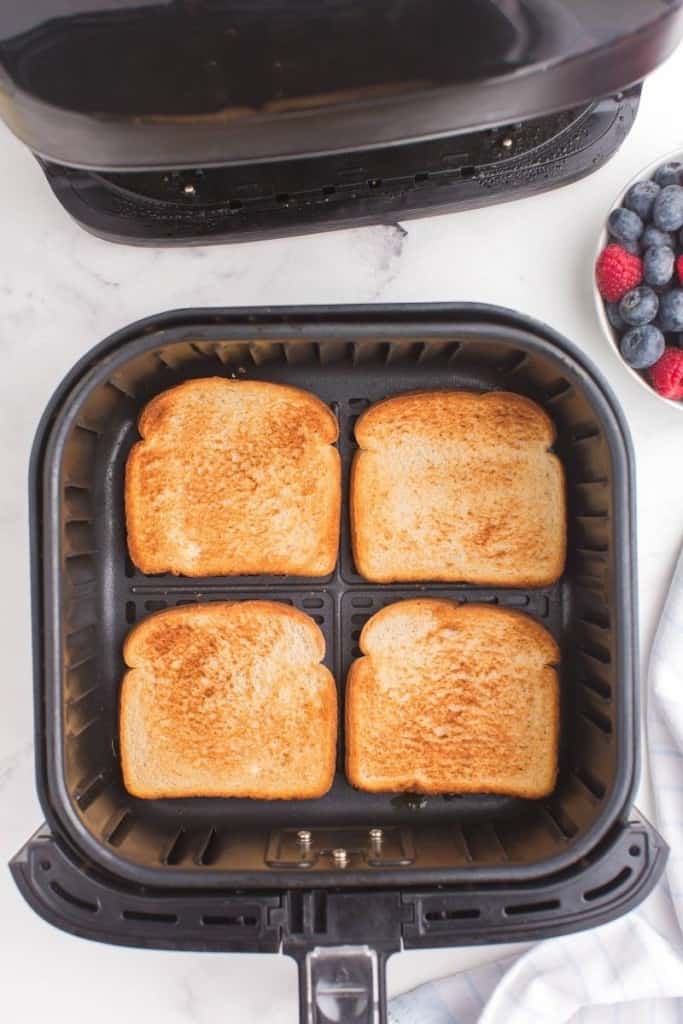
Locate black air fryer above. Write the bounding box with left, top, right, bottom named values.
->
left=12, top=302, right=670, bottom=1023
left=6, top=4, right=682, bottom=1022
left=0, top=1, right=682, bottom=244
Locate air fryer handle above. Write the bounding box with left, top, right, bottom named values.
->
left=295, top=944, right=390, bottom=1024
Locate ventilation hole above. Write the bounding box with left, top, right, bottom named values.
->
left=105, top=811, right=134, bottom=847
left=545, top=804, right=578, bottom=839
left=582, top=642, right=611, bottom=664
left=349, top=397, right=369, bottom=408
left=351, top=646, right=361, bottom=658
left=580, top=610, right=610, bottom=630
left=69, top=715, right=99, bottom=739
left=289, top=892, right=304, bottom=934
left=425, top=907, right=480, bottom=922
left=175, top=599, right=196, bottom=607
left=582, top=706, right=613, bottom=736
left=40, top=860, right=51, bottom=871
left=75, top=771, right=111, bottom=810
left=64, top=485, right=92, bottom=521
left=460, top=165, right=477, bottom=179
left=351, top=614, right=370, bottom=625
left=414, top=172, right=429, bottom=183
left=500, top=593, right=530, bottom=607
left=197, top=828, right=219, bottom=866
left=124, top=556, right=136, bottom=578
left=276, top=193, right=291, bottom=204
left=202, top=913, right=258, bottom=927
left=322, top=185, right=336, bottom=196
left=584, top=867, right=632, bottom=902
left=74, top=421, right=100, bottom=439
left=544, top=378, right=571, bottom=401
left=459, top=829, right=473, bottom=862
left=311, top=614, right=325, bottom=624
left=367, top=178, right=382, bottom=189
left=144, top=600, right=168, bottom=612
left=125, top=601, right=136, bottom=624
left=583, top=677, right=612, bottom=700
left=572, top=425, right=600, bottom=442
left=576, top=768, right=607, bottom=799
left=122, top=910, right=178, bottom=924
left=498, top=350, right=527, bottom=375
left=229, top=199, right=243, bottom=211
left=351, top=630, right=361, bottom=640
left=578, top=543, right=608, bottom=555
left=576, top=477, right=608, bottom=487
left=302, top=598, right=324, bottom=609
left=163, top=828, right=191, bottom=865
left=351, top=597, right=373, bottom=608
left=65, top=555, right=95, bottom=585
left=313, top=891, right=327, bottom=933
left=50, top=881, right=98, bottom=914
left=629, top=845, right=640, bottom=857
left=504, top=899, right=560, bottom=917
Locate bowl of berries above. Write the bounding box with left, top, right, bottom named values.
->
left=595, top=152, right=683, bottom=407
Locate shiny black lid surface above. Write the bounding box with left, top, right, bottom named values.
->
left=0, top=1, right=681, bottom=169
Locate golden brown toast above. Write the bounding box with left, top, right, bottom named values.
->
left=126, top=378, right=341, bottom=576
left=351, top=390, right=565, bottom=585
left=120, top=601, right=337, bottom=799
left=346, top=599, right=559, bottom=797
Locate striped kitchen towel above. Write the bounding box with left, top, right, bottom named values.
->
left=389, top=544, right=683, bottom=1024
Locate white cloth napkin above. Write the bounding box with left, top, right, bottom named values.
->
left=389, top=546, right=683, bottom=1024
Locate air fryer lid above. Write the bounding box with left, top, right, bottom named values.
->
left=1, top=0, right=682, bottom=170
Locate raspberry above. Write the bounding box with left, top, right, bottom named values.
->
left=648, top=347, right=683, bottom=400
left=596, top=244, right=643, bottom=302
left=677, top=254, right=683, bottom=286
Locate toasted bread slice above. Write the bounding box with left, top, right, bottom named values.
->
left=346, top=599, right=559, bottom=797
left=120, top=601, right=337, bottom=799
left=126, top=378, right=340, bottom=576
left=351, top=390, right=565, bottom=585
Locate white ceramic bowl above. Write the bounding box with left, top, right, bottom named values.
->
left=594, top=147, right=683, bottom=411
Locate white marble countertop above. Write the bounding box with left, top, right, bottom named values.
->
left=2, top=44, right=683, bottom=1024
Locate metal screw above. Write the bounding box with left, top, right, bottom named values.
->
left=297, top=829, right=312, bottom=848
left=332, top=848, right=348, bottom=868
left=183, top=183, right=197, bottom=196
left=501, top=136, right=513, bottom=150
left=369, top=828, right=383, bottom=846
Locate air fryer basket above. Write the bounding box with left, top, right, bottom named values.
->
left=16, top=303, right=668, bottom=1024
left=28, top=303, right=642, bottom=886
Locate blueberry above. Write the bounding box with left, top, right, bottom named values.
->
left=658, top=289, right=683, bottom=332
left=642, top=225, right=674, bottom=249
left=643, top=246, right=675, bottom=287
left=652, top=185, right=683, bottom=231
left=624, top=179, right=660, bottom=219
left=619, top=285, right=659, bottom=326
left=653, top=161, right=683, bottom=187
left=607, top=206, right=644, bottom=243
left=605, top=302, right=627, bottom=331
left=620, top=238, right=640, bottom=255
left=620, top=325, right=665, bottom=369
